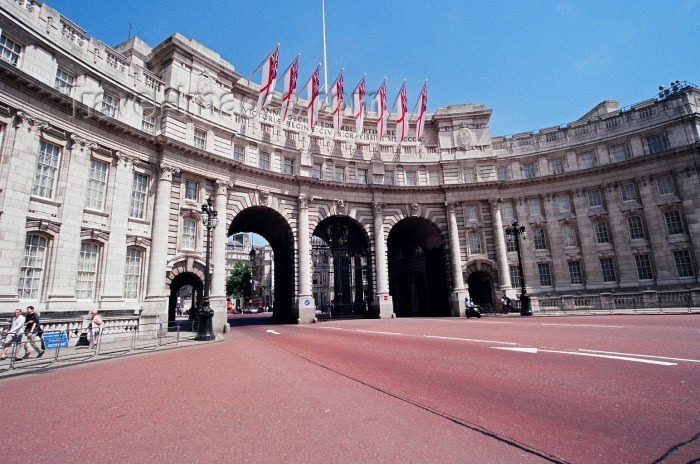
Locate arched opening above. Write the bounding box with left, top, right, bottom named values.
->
left=229, top=206, right=295, bottom=323
left=387, top=217, right=449, bottom=317
left=168, top=272, right=203, bottom=324
left=312, top=216, right=373, bottom=320
left=467, top=271, right=494, bottom=308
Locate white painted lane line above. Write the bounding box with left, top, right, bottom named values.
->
left=266, top=330, right=281, bottom=335
left=492, top=347, right=676, bottom=366
left=355, top=330, right=404, bottom=336
left=424, top=335, right=517, bottom=345
left=317, top=326, right=345, bottom=330
left=579, top=349, right=700, bottom=363
left=541, top=323, right=624, bottom=328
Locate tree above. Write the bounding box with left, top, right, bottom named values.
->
left=226, top=261, right=252, bottom=300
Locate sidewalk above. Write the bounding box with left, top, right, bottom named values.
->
left=0, top=330, right=223, bottom=380
left=480, top=307, right=700, bottom=317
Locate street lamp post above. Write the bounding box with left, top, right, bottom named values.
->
left=196, top=196, right=218, bottom=340
left=249, top=246, right=256, bottom=307
left=506, top=219, right=533, bottom=316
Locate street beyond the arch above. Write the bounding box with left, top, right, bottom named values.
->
left=1, top=314, right=698, bottom=464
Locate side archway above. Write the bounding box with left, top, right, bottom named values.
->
left=465, top=260, right=499, bottom=309
left=387, top=217, right=449, bottom=317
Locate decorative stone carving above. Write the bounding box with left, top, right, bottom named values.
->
left=26, top=219, right=61, bottom=234
left=216, top=179, right=232, bottom=196
left=70, top=134, right=99, bottom=151
left=298, top=194, right=308, bottom=209
left=335, top=198, right=346, bottom=215
left=126, top=235, right=152, bottom=248
left=258, top=190, right=270, bottom=206
left=115, top=151, right=140, bottom=169
left=80, top=227, right=110, bottom=243
left=194, top=73, right=214, bottom=109
left=372, top=202, right=384, bottom=214
left=410, top=202, right=420, bottom=216
left=455, top=127, right=473, bottom=149
left=159, top=163, right=180, bottom=181
left=15, top=111, right=50, bottom=133
left=489, top=197, right=502, bottom=210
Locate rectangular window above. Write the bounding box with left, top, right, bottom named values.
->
left=405, top=171, right=417, bottom=186
left=557, top=194, right=571, bottom=213
left=609, top=143, right=630, bottom=162
left=550, top=158, right=565, bottom=174
left=466, top=205, right=479, bottom=222
left=283, top=158, right=295, bottom=175
left=655, top=175, right=674, bottom=196
left=573, top=125, right=589, bottom=136
left=501, top=201, right=514, bottom=221
left=620, top=183, right=636, bottom=202
left=124, top=248, right=142, bottom=299
left=334, top=166, right=345, bottom=183
left=468, top=233, right=482, bottom=254
left=646, top=134, right=669, bottom=154
left=55, top=68, right=75, bottom=95
left=184, top=180, right=198, bottom=201
left=673, top=250, right=694, bottom=278
left=129, top=173, right=148, bottom=219
left=497, top=166, right=508, bottom=180
left=594, top=221, right=610, bottom=244
left=638, top=106, right=656, bottom=119
left=538, top=263, right=553, bottom=286
left=462, top=167, right=476, bottom=183
left=233, top=145, right=246, bottom=162
left=0, top=35, right=21, bottom=66
left=522, top=162, right=537, bottom=179
left=85, top=160, right=108, bottom=210
left=545, top=132, right=559, bottom=142
left=101, top=94, right=119, bottom=118
left=664, top=210, right=685, bottom=235
left=627, top=216, right=645, bottom=240
left=506, top=232, right=518, bottom=252
left=533, top=228, right=547, bottom=250
left=509, top=265, right=521, bottom=288
left=142, top=115, right=156, bottom=135
left=634, top=254, right=653, bottom=280
left=604, top=116, right=621, bottom=129
left=527, top=198, right=542, bottom=217
left=33, top=141, right=61, bottom=199
left=568, top=260, right=584, bottom=285
left=562, top=224, right=577, bottom=247
left=587, top=190, right=602, bottom=208
left=259, top=152, right=271, bottom=170
left=193, top=128, right=207, bottom=150
left=18, top=234, right=48, bottom=299
left=428, top=171, right=440, bottom=185
left=600, top=257, right=617, bottom=283
left=578, top=151, right=597, bottom=169
left=76, top=242, right=99, bottom=300
left=182, top=219, right=196, bottom=250
left=384, top=170, right=394, bottom=185
left=312, top=164, right=322, bottom=180
left=357, top=168, right=368, bottom=184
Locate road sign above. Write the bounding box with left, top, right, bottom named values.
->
left=43, top=332, right=69, bottom=350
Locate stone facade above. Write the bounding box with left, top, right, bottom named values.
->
left=0, top=1, right=698, bottom=331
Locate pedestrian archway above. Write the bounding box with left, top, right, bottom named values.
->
left=229, top=206, right=295, bottom=323
left=467, top=271, right=494, bottom=308
left=387, top=217, right=449, bottom=317
left=168, top=272, right=203, bottom=324
left=312, top=216, right=372, bottom=320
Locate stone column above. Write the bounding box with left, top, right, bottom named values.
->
left=210, top=179, right=230, bottom=332
left=145, top=163, right=179, bottom=305
left=296, top=194, right=315, bottom=323
left=372, top=202, right=393, bottom=318
left=490, top=198, right=514, bottom=298
left=447, top=202, right=467, bottom=317
left=101, top=152, right=137, bottom=306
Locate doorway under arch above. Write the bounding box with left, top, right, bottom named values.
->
left=467, top=271, right=494, bottom=308
left=312, top=216, right=373, bottom=320
left=168, top=272, right=203, bottom=324
left=229, top=206, right=295, bottom=323
left=387, top=217, right=449, bottom=317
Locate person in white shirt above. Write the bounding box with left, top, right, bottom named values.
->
left=1, top=309, right=25, bottom=360
left=87, top=310, right=104, bottom=349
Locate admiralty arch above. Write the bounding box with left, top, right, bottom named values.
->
left=0, top=1, right=698, bottom=333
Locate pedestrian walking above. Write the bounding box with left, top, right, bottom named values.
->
left=505, top=297, right=513, bottom=314
left=20, top=305, right=44, bottom=359
left=87, top=310, right=104, bottom=349
left=1, top=309, right=25, bottom=360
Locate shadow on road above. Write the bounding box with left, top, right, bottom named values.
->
left=228, top=313, right=277, bottom=327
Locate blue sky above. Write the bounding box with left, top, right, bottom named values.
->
left=51, top=0, right=698, bottom=136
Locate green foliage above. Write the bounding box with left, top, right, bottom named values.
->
left=226, top=261, right=252, bottom=299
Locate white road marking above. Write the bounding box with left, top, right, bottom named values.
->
left=541, top=323, right=624, bottom=328
left=423, top=335, right=518, bottom=345
left=579, top=349, right=700, bottom=363
left=492, top=347, right=676, bottom=366
left=355, top=330, right=404, bottom=336
left=266, top=330, right=281, bottom=335
left=317, top=326, right=345, bottom=330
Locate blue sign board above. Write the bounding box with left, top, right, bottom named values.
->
left=304, top=299, right=311, bottom=306
left=43, top=332, right=69, bottom=350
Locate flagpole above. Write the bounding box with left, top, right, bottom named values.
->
left=280, top=53, right=301, bottom=80
left=389, top=79, right=406, bottom=113
left=410, top=80, right=428, bottom=118
left=247, top=43, right=280, bottom=80
left=329, top=68, right=344, bottom=92
left=322, top=0, right=329, bottom=102
left=350, top=73, right=367, bottom=96
left=299, top=64, right=322, bottom=94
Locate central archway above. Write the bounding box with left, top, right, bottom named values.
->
left=229, top=206, right=295, bottom=323
left=387, top=217, right=449, bottom=317
left=312, top=216, right=373, bottom=320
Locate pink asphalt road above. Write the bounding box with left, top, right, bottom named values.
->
left=0, top=314, right=698, bottom=463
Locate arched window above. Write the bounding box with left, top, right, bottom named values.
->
left=124, top=248, right=143, bottom=299
left=18, top=234, right=48, bottom=299
left=76, top=242, right=100, bottom=299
